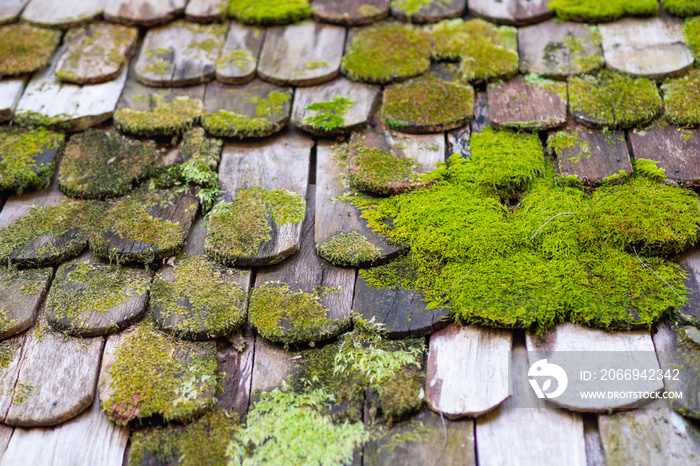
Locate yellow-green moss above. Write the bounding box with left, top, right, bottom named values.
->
left=13, top=111, right=72, bottom=131
left=114, top=96, right=203, bottom=137
left=549, top=0, right=659, bottom=22
left=103, top=323, right=217, bottom=425
left=0, top=24, right=60, bottom=76
left=634, top=158, right=666, bottom=181
left=0, top=339, right=19, bottom=370
left=228, top=0, right=312, bottom=25
left=662, top=0, right=700, bottom=16
left=202, top=110, right=275, bottom=138
left=684, top=17, right=700, bottom=58
left=0, top=267, right=50, bottom=334
left=303, top=96, right=354, bottom=132
left=391, top=0, right=433, bottom=17
left=382, top=73, right=474, bottom=131
left=541, top=27, right=605, bottom=76
left=569, top=70, right=663, bottom=128
left=662, top=69, right=700, bottom=127
left=0, top=127, right=63, bottom=194
left=341, top=23, right=431, bottom=84
left=216, top=49, right=256, bottom=70
left=149, top=256, right=247, bottom=339
left=316, top=232, right=383, bottom=266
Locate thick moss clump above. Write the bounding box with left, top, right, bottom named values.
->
left=569, top=70, right=663, bottom=128
left=662, top=0, right=700, bottom=16
left=662, top=69, right=700, bottom=126
left=0, top=127, right=63, bottom=194
left=684, top=17, right=700, bottom=58
left=303, top=96, right=354, bottom=132
left=228, top=0, right=312, bottom=25
left=59, top=129, right=161, bottom=199
left=316, top=232, right=383, bottom=266
left=103, top=324, right=217, bottom=425
left=248, top=281, right=346, bottom=345
left=341, top=23, right=431, bottom=84
left=431, top=19, right=519, bottom=82
left=635, top=158, right=666, bottom=181
left=150, top=256, right=247, bottom=339
left=205, top=187, right=305, bottom=265
left=0, top=24, right=60, bottom=76
left=202, top=110, right=275, bottom=138
left=114, top=96, right=203, bottom=137
left=548, top=0, right=659, bottom=22
left=382, top=73, right=474, bottom=133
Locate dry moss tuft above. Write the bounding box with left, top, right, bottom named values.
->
left=0, top=127, right=63, bottom=194
left=114, top=96, right=203, bottom=137
left=0, top=24, right=60, bottom=76
left=662, top=69, right=700, bottom=127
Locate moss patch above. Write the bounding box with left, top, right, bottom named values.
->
left=0, top=267, right=50, bottom=334
left=0, top=24, right=60, bottom=76
left=202, top=110, right=275, bottom=138
left=684, top=17, right=700, bottom=58
left=549, top=0, right=659, bottom=22
left=150, top=256, right=247, bottom=339
left=382, top=73, right=474, bottom=132
left=228, top=0, right=312, bottom=25
left=661, top=0, right=700, bottom=16
left=541, top=27, right=605, bottom=76
left=662, top=69, right=700, bottom=127
left=391, top=0, right=434, bottom=17
left=634, top=158, right=666, bottom=181
left=341, top=23, right=431, bottom=84
left=569, top=70, right=663, bottom=128
left=0, top=127, right=63, bottom=194
left=114, top=96, right=203, bottom=137
left=303, top=96, right=354, bottom=132
left=316, top=232, right=383, bottom=266
left=59, top=129, right=160, bottom=199
left=431, top=19, right=519, bottom=82
left=205, top=187, right=306, bottom=265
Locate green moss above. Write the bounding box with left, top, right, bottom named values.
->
left=0, top=24, right=60, bottom=76
left=634, top=158, right=666, bottom=181
left=382, top=73, right=474, bottom=131
left=569, top=70, right=663, bottom=128
left=46, top=260, right=151, bottom=334
left=684, top=17, right=700, bottom=58
left=391, top=0, right=433, bottom=17
left=0, top=340, right=19, bottom=370
left=202, top=110, right=275, bottom=138
left=103, top=323, right=217, bottom=425
left=341, top=23, right=431, bottom=84
left=303, top=60, right=330, bottom=70
left=0, top=127, right=63, bottom=194
left=0, top=267, right=50, bottom=334
left=144, top=58, right=173, bottom=76
left=303, top=96, right=354, bottom=132
left=549, top=0, right=659, bottom=22
left=541, top=27, right=604, bottom=75
left=216, top=49, right=256, bottom=69
left=316, top=232, right=383, bottom=266
left=13, top=111, right=72, bottom=131
left=59, top=129, right=160, bottom=199
left=248, top=281, right=346, bottom=345
left=662, top=69, right=700, bottom=127
left=149, top=256, right=247, bottom=339
left=249, top=90, right=292, bottom=119
left=114, top=96, right=203, bottom=137
left=205, top=187, right=305, bottom=265
left=129, top=408, right=240, bottom=466
left=431, top=19, right=519, bottom=82
left=12, top=382, right=39, bottom=405
left=662, top=0, right=700, bottom=16
left=228, top=0, right=312, bottom=25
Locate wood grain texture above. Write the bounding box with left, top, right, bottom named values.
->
left=628, top=125, right=700, bottom=187
left=471, top=92, right=490, bottom=133
left=0, top=0, right=30, bottom=24
left=313, top=0, right=389, bottom=25
left=185, top=0, right=227, bottom=22
left=250, top=335, right=296, bottom=395
left=21, top=0, right=104, bottom=28
left=469, top=0, right=552, bottom=26
left=55, top=24, right=137, bottom=85
left=487, top=76, right=567, bottom=131
left=673, top=248, right=700, bottom=325
left=599, top=17, right=694, bottom=81
left=216, top=325, right=255, bottom=418
left=447, top=125, right=471, bottom=158
left=583, top=415, right=606, bottom=466
left=257, top=22, right=346, bottom=86
left=476, top=342, right=587, bottom=466
left=555, top=128, right=633, bottom=185
left=291, top=77, right=380, bottom=135
left=526, top=323, right=663, bottom=412
left=390, top=0, right=465, bottom=23
left=519, top=21, right=604, bottom=77
left=0, top=424, right=12, bottom=463
left=0, top=267, right=51, bottom=340
left=135, top=21, right=225, bottom=87
left=104, top=0, right=187, bottom=26
left=0, top=80, right=24, bottom=123
left=216, top=23, right=264, bottom=84
left=1, top=396, right=129, bottom=466
left=0, top=335, right=28, bottom=420
left=15, top=46, right=127, bottom=131
left=425, top=324, right=512, bottom=418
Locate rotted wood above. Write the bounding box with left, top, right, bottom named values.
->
left=425, top=324, right=512, bottom=418
left=0, top=266, right=52, bottom=340
left=364, top=407, right=476, bottom=466
left=291, top=77, right=380, bottom=135
left=216, top=23, right=264, bottom=84
left=21, top=0, right=104, bottom=29
left=476, top=342, right=587, bottom=466
left=216, top=325, right=255, bottom=419
left=519, top=21, right=605, bottom=77
left=104, top=0, right=186, bottom=26
left=390, top=0, right=465, bottom=24
left=628, top=125, right=700, bottom=187
left=471, top=92, right=489, bottom=133
left=312, top=0, right=389, bottom=26
left=0, top=0, right=30, bottom=24
left=55, top=23, right=137, bottom=85
left=599, top=17, right=694, bottom=81
left=469, top=0, right=552, bottom=26
left=554, top=127, right=633, bottom=186
left=15, top=45, right=128, bottom=131
left=257, top=22, right=346, bottom=87
left=673, top=248, right=700, bottom=325
left=526, top=323, right=663, bottom=412
left=0, top=80, right=24, bottom=122
left=185, top=0, right=227, bottom=22
left=252, top=185, right=354, bottom=344
left=135, top=21, right=226, bottom=87
left=487, top=76, right=567, bottom=131
left=250, top=334, right=296, bottom=395
left=447, top=125, right=471, bottom=158
left=1, top=396, right=129, bottom=466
